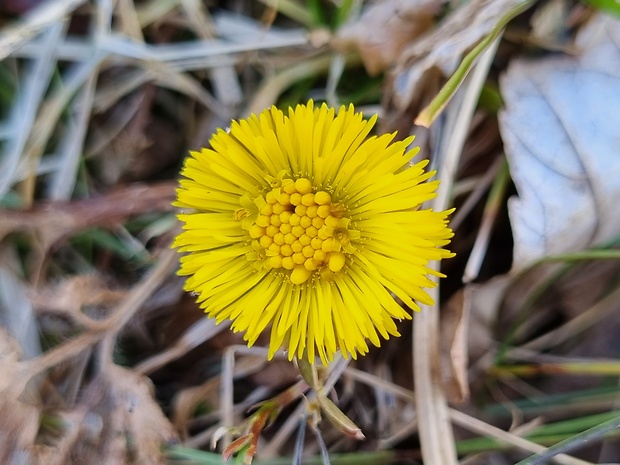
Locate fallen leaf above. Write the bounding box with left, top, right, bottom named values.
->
left=439, top=290, right=470, bottom=403
left=387, top=0, right=526, bottom=115
left=0, top=181, right=176, bottom=249
left=172, top=376, right=220, bottom=439
left=31, top=275, right=126, bottom=317
left=499, top=14, right=620, bottom=270
left=332, top=0, right=439, bottom=75
left=0, top=328, right=41, bottom=465
left=530, top=0, right=571, bottom=42
left=463, top=275, right=512, bottom=365
left=0, top=246, right=41, bottom=359
left=47, top=365, right=178, bottom=465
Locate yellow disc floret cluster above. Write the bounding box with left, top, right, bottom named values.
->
left=247, top=177, right=354, bottom=285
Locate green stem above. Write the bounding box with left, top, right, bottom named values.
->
left=416, top=0, right=535, bottom=127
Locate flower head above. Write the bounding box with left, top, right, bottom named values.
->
left=173, top=101, right=454, bottom=364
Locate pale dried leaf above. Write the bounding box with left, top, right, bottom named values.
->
left=172, top=377, right=220, bottom=439
left=110, top=365, right=179, bottom=464
left=116, top=0, right=144, bottom=40
left=48, top=365, right=178, bottom=465
left=499, top=15, right=620, bottom=270
left=439, top=291, right=470, bottom=403
left=30, top=275, right=126, bottom=328
left=135, top=317, right=228, bottom=375
left=390, top=0, right=525, bottom=113
left=463, top=275, right=512, bottom=364
left=0, top=22, right=65, bottom=199
left=47, top=74, right=97, bottom=200
left=0, top=182, right=175, bottom=249
left=0, top=247, right=41, bottom=359
left=0, top=328, right=41, bottom=465
left=530, top=0, right=571, bottom=41
left=0, top=0, right=86, bottom=60
left=333, top=0, right=439, bottom=75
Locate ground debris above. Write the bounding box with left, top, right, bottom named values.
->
left=39, top=365, right=178, bottom=465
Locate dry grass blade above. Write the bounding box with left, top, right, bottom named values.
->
left=412, top=24, right=501, bottom=465
left=258, top=0, right=314, bottom=27
left=143, top=60, right=226, bottom=115
left=450, top=409, right=595, bottom=465
left=135, top=318, right=230, bottom=375
left=22, top=248, right=177, bottom=377
left=462, top=159, right=509, bottom=282
left=21, top=53, right=107, bottom=204
left=449, top=155, right=503, bottom=230
left=116, top=0, right=144, bottom=40
left=12, top=35, right=281, bottom=66
left=520, top=284, right=620, bottom=352
left=42, top=364, right=178, bottom=465
left=91, top=69, right=152, bottom=114
left=0, top=329, right=41, bottom=465
left=0, top=247, right=41, bottom=359
left=414, top=305, right=456, bottom=464
left=0, top=22, right=65, bottom=199
left=180, top=3, right=242, bottom=108
left=220, top=346, right=272, bottom=448
left=135, top=0, right=182, bottom=28
left=343, top=367, right=416, bottom=402
left=245, top=54, right=360, bottom=116
left=0, top=181, right=176, bottom=248
left=0, top=0, right=87, bottom=60
left=47, top=74, right=98, bottom=200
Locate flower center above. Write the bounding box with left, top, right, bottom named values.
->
left=248, top=177, right=355, bottom=284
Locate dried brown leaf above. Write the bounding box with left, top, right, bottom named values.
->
left=439, top=291, right=470, bottom=403
left=463, top=275, right=512, bottom=365
left=333, top=0, right=439, bottom=75
left=0, top=246, right=41, bottom=358
left=387, top=0, right=524, bottom=116
left=46, top=365, right=178, bottom=465
left=172, top=377, right=220, bottom=439
left=0, top=328, right=41, bottom=465
left=0, top=181, right=176, bottom=249
left=530, top=0, right=571, bottom=41
left=109, top=365, right=178, bottom=464
left=31, top=275, right=126, bottom=318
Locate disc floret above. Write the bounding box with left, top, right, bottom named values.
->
left=246, top=177, right=358, bottom=285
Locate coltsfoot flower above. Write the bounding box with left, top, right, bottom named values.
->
left=173, top=101, right=454, bottom=364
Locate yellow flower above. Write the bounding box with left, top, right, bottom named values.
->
left=173, top=101, right=454, bottom=364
